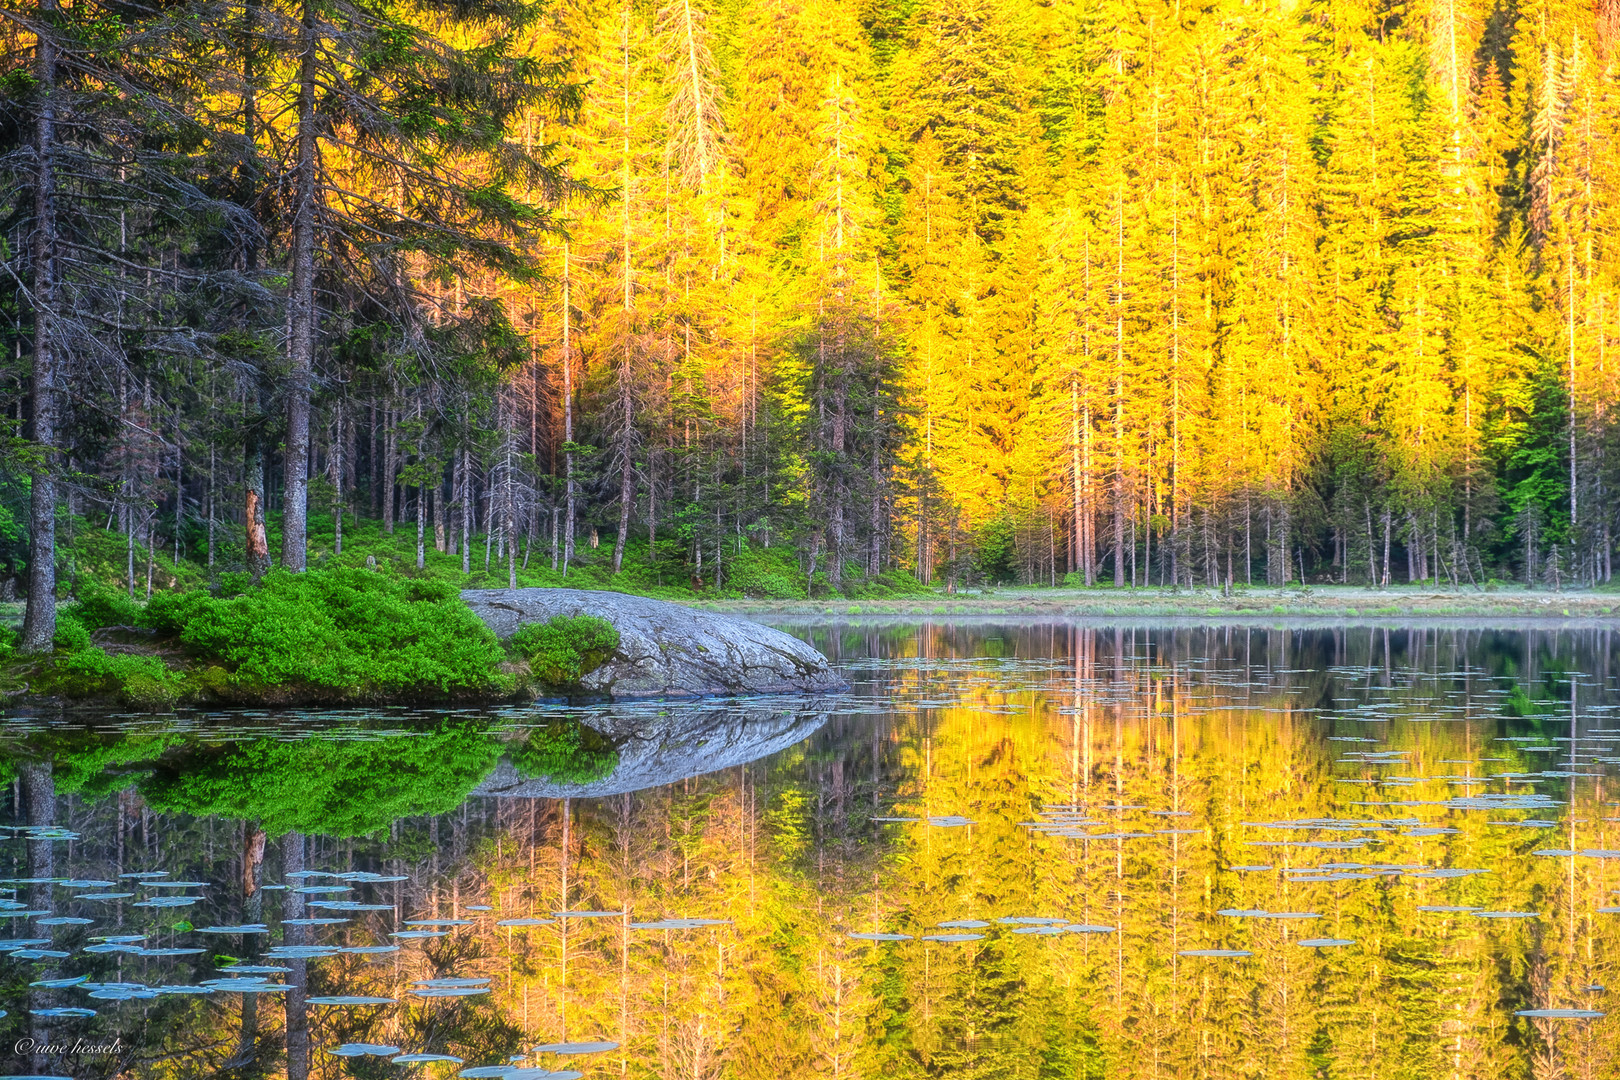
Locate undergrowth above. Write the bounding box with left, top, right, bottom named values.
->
left=508, top=615, right=619, bottom=689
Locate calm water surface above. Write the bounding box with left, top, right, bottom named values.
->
left=3, top=621, right=1619, bottom=1079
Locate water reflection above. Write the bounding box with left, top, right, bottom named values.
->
left=0, top=622, right=1617, bottom=1078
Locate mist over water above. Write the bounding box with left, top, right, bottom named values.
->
left=2, top=621, right=1618, bottom=1078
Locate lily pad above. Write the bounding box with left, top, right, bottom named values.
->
left=328, top=1043, right=402, bottom=1057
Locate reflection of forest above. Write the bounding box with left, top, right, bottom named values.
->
left=1, top=624, right=1618, bottom=1078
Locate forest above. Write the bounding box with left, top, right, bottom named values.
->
left=4, top=0, right=1620, bottom=650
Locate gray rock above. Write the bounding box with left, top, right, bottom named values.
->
left=460, top=588, right=847, bottom=698
left=475, top=703, right=828, bottom=798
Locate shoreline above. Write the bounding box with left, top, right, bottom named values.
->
left=695, top=585, right=1620, bottom=621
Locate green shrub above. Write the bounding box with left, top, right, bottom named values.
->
left=144, top=567, right=510, bottom=700
left=58, top=518, right=207, bottom=595
left=141, top=724, right=503, bottom=836
left=721, top=545, right=808, bottom=598
left=53, top=613, right=91, bottom=653
left=509, top=615, right=620, bottom=688
left=48, top=647, right=186, bottom=710
left=66, top=580, right=143, bottom=630
left=846, top=570, right=930, bottom=600
left=0, top=625, right=15, bottom=663
left=508, top=721, right=619, bottom=784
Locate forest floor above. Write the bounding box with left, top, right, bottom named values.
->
left=696, top=585, right=1620, bottom=621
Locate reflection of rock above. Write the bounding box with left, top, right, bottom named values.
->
left=474, top=704, right=829, bottom=798
left=462, top=588, right=847, bottom=698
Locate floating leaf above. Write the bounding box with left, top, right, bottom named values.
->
left=532, top=1041, right=620, bottom=1055
left=328, top=1044, right=402, bottom=1057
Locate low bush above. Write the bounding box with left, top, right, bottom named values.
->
left=52, top=613, right=92, bottom=652
left=508, top=721, right=619, bottom=784
left=845, top=570, right=931, bottom=600
left=721, top=544, right=808, bottom=598
left=65, top=580, right=144, bottom=630
left=508, top=615, right=620, bottom=688
left=143, top=567, right=510, bottom=701
left=47, top=648, right=187, bottom=710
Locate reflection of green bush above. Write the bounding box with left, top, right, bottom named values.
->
left=508, top=722, right=619, bottom=785
left=0, top=733, right=186, bottom=803
left=143, top=567, right=511, bottom=701
left=509, top=615, right=619, bottom=689
left=141, top=724, right=503, bottom=836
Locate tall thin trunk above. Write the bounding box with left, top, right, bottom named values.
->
left=284, top=832, right=310, bottom=1080
left=562, top=238, right=576, bottom=574
left=1112, top=181, right=1126, bottom=588
left=461, top=448, right=473, bottom=574
left=383, top=408, right=397, bottom=533
left=330, top=402, right=343, bottom=555
left=21, top=761, right=54, bottom=1072
left=245, top=437, right=271, bottom=579
left=282, top=0, right=319, bottom=571
left=20, top=0, right=59, bottom=653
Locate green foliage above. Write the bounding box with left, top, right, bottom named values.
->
left=845, top=570, right=930, bottom=600
left=508, top=615, right=620, bottom=688
left=52, top=612, right=91, bottom=653
left=65, top=579, right=143, bottom=629
left=46, top=648, right=187, bottom=710
left=974, top=513, right=1018, bottom=584
left=722, top=544, right=809, bottom=599
left=58, top=519, right=208, bottom=596
left=140, top=724, right=504, bottom=837
left=144, top=567, right=511, bottom=701
left=507, top=721, right=619, bottom=784
left=20, top=732, right=188, bottom=800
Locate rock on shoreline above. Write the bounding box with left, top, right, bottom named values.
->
left=461, top=588, right=847, bottom=698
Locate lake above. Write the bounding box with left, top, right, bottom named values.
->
left=2, top=620, right=1618, bottom=1078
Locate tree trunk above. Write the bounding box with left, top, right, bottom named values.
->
left=461, top=449, right=472, bottom=574
left=20, top=0, right=59, bottom=654
left=562, top=239, right=576, bottom=575
left=245, top=438, right=271, bottom=580
left=283, top=832, right=310, bottom=1080
left=21, top=761, right=53, bottom=1073
left=282, top=0, right=319, bottom=572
